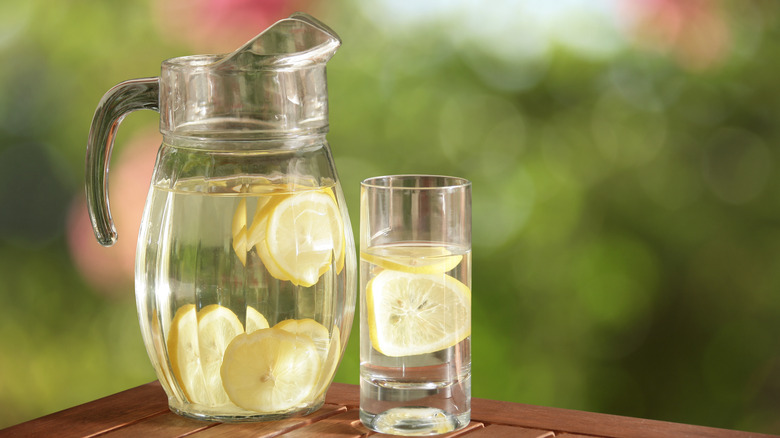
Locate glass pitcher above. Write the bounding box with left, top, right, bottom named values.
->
left=85, top=13, right=356, bottom=422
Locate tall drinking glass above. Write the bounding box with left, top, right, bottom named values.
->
left=359, top=175, right=471, bottom=436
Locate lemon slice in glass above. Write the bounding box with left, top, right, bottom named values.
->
left=274, top=318, right=330, bottom=361
left=362, top=244, right=462, bottom=274
left=263, top=191, right=344, bottom=287
left=367, top=270, right=471, bottom=357
left=221, top=328, right=322, bottom=412
left=245, top=306, right=270, bottom=334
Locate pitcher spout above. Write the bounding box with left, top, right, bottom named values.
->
left=215, top=12, right=341, bottom=70
left=158, top=12, right=341, bottom=138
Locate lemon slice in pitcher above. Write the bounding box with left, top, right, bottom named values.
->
left=257, top=239, right=293, bottom=282
left=196, top=304, right=245, bottom=405
left=245, top=189, right=294, bottom=283
left=320, top=187, right=346, bottom=274
left=245, top=192, right=287, bottom=250
left=168, top=304, right=204, bottom=403
left=221, top=328, right=321, bottom=412
left=311, top=326, right=341, bottom=399
left=231, top=198, right=248, bottom=266
left=263, top=191, right=344, bottom=287
left=274, top=318, right=330, bottom=361
left=245, top=306, right=270, bottom=334
left=366, top=270, right=471, bottom=357
left=168, top=304, right=245, bottom=405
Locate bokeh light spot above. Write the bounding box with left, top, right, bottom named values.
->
left=701, top=127, right=772, bottom=205
left=0, top=2, right=34, bottom=50
left=573, top=234, right=658, bottom=358
left=472, top=167, right=535, bottom=250
left=592, top=90, right=667, bottom=167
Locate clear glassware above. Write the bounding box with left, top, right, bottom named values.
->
left=359, top=175, right=472, bottom=436
left=85, top=13, right=356, bottom=422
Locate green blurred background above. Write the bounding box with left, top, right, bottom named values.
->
left=1, top=0, right=779, bottom=433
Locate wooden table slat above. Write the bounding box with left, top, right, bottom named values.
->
left=2, top=381, right=777, bottom=438
left=369, top=420, right=484, bottom=438
left=462, top=425, right=554, bottom=438
left=469, top=396, right=778, bottom=438
left=325, top=382, right=360, bottom=407
left=278, top=409, right=370, bottom=438
left=0, top=381, right=169, bottom=438
left=100, top=411, right=215, bottom=438
left=187, top=405, right=347, bottom=438
left=556, top=434, right=605, bottom=438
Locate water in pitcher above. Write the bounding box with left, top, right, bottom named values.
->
left=360, top=242, right=471, bottom=435
left=135, top=174, right=349, bottom=421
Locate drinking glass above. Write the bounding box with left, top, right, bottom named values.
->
left=359, top=175, right=472, bottom=436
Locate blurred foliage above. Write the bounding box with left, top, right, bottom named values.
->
left=1, top=0, right=780, bottom=434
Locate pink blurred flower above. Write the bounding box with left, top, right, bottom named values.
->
left=68, top=128, right=160, bottom=297
left=153, top=0, right=313, bottom=53
left=622, top=0, right=731, bottom=72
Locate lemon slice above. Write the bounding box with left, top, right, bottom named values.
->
left=274, top=318, right=330, bottom=361
left=362, top=245, right=462, bottom=274
left=246, top=191, right=291, bottom=282
left=311, top=326, right=341, bottom=399
left=167, top=304, right=246, bottom=406
left=245, top=306, right=270, bottom=333
left=367, top=270, right=471, bottom=357
left=246, top=193, right=287, bottom=250
left=257, top=239, right=293, bottom=282
left=231, top=198, right=248, bottom=266
left=263, top=191, right=344, bottom=287
left=196, top=304, right=245, bottom=405
left=168, top=304, right=205, bottom=403
left=221, top=328, right=322, bottom=412
left=245, top=175, right=274, bottom=193
left=320, top=187, right=346, bottom=274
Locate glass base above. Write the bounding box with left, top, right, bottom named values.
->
left=360, top=406, right=470, bottom=436
left=169, top=400, right=324, bottom=423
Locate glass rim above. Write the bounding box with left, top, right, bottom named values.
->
left=162, top=54, right=224, bottom=71
left=361, top=174, right=471, bottom=190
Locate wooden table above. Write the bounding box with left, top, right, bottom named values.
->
left=1, top=381, right=776, bottom=438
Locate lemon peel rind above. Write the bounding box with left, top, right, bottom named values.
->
left=361, top=247, right=462, bottom=275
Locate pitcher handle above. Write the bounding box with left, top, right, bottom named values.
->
left=85, top=77, right=159, bottom=247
